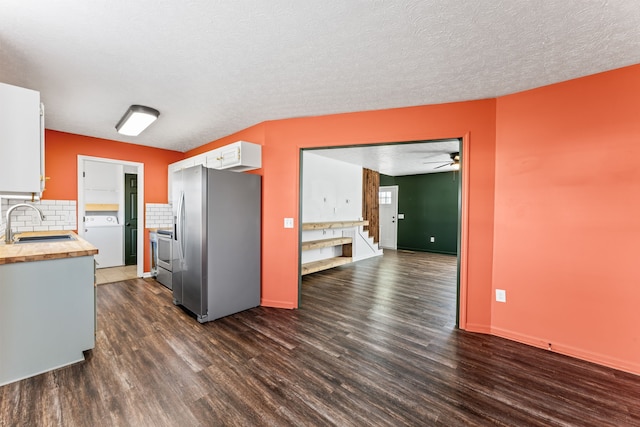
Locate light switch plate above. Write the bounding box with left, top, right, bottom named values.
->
left=496, top=289, right=506, bottom=303
left=284, top=217, right=294, bottom=228
left=398, top=213, right=405, bottom=219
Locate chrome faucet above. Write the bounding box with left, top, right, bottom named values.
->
left=5, top=203, right=45, bottom=244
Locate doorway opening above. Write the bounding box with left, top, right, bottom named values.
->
left=298, top=138, right=465, bottom=327
left=77, top=156, right=145, bottom=278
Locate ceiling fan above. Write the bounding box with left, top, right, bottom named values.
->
left=423, top=152, right=460, bottom=169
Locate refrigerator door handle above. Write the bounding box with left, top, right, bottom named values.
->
left=177, top=191, right=185, bottom=263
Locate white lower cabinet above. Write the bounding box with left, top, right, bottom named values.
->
left=0, top=256, right=95, bottom=386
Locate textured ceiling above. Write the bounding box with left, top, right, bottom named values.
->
left=310, top=140, right=460, bottom=176
left=1, top=1, right=640, bottom=154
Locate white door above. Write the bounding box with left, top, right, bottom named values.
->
left=379, top=185, right=398, bottom=249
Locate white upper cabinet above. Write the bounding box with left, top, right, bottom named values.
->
left=83, top=160, right=123, bottom=206
left=205, top=141, right=262, bottom=171
left=167, top=156, right=200, bottom=204
left=0, top=82, right=45, bottom=199
left=168, top=141, right=261, bottom=203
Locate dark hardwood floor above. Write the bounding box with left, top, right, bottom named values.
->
left=1, top=250, right=639, bottom=426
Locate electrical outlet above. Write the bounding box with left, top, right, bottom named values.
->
left=495, top=289, right=506, bottom=303
left=430, top=236, right=435, bottom=243
left=284, top=218, right=294, bottom=228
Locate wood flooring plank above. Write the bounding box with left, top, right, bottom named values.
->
left=1, top=250, right=639, bottom=426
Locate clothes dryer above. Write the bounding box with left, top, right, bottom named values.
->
left=84, top=215, right=124, bottom=268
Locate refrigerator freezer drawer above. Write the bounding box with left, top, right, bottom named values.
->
left=157, top=266, right=172, bottom=290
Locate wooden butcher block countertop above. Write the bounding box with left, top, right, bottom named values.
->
left=148, top=227, right=172, bottom=233
left=0, top=231, right=98, bottom=265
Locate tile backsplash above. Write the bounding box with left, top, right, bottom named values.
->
left=145, top=203, right=173, bottom=228
left=0, top=200, right=175, bottom=237
left=1, top=198, right=77, bottom=237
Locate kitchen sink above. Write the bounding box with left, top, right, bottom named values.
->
left=14, top=234, right=76, bottom=244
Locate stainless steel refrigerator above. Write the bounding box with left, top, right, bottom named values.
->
left=171, top=165, right=261, bottom=323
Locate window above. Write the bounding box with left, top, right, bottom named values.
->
left=379, top=191, right=391, bottom=205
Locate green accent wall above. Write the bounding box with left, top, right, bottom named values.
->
left=380, top=172, right=458, bottom=254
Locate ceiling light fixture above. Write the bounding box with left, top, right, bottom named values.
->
left=115, top=105, right=160, bottom=136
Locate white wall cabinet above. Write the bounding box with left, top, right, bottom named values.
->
left=205, top=141, right=262, bottom=171
left=83, top=160, right=124, bottom=208
left=168, top=141, right=261, bottom=203
left=0, top=82, right=45, bottom=199
left=167, top=156, right=199, bottom=204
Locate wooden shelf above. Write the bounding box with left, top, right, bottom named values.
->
left=302, top=220, right=368, bottom=231
left=301, top=220, right=368, bottom=275
left=85, top=203, right=119, bottom=211
left=301, top=237, right=352, bottom=251
left=301, top=256, right=352, bottom=275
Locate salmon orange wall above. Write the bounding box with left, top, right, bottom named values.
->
left=44, top=63, right=640, bottom=375
left=44, top=130, right=184, bottom=270
left=190, top=101, right=497, bottom=331
left=493, top=64, right=640, bottom=374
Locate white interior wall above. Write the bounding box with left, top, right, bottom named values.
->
left=302, top=151, right=362, bottom=222
left=84, top=160, right=124, bottom=222
left=301, top=152, right=364, bottom=264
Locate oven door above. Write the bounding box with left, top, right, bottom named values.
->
left=157, top=234, right=173, bottom=271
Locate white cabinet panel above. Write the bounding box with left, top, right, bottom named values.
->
left=206, top=141, right=261, bottom=171
left=0, top=82, right=44, bottom=198
left=167, top=156, right=201, bottom=204
left=168, top=141, right=261, bottom=203
left=0, top=256, right=95, bottom=386
left=84, top=161, right=120, bottom=191
left=219, top=144, right=241, bottom=168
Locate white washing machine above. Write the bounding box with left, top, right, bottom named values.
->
left=84, top=215, right=124, bottom=268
